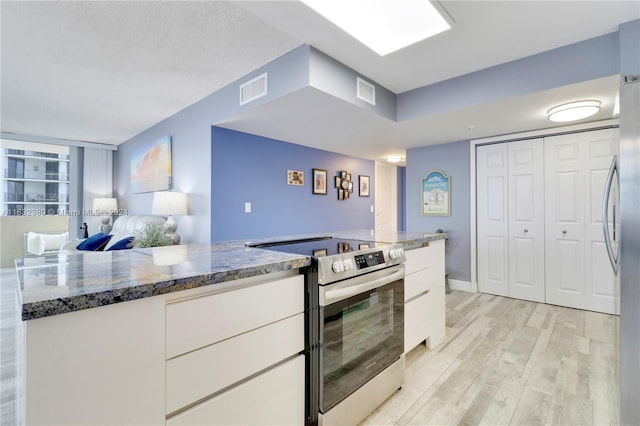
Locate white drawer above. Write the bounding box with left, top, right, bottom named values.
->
left=404, top=268, right=431, bottom=301
left=404, top=294, right=430, bottom=353
left=166, top=313, right=304, bottom=415
left=166, top=275, right=304, bottom=358
left=167, top=355, right=305, bottom=425
left=404, top=245, right=430, bottom=275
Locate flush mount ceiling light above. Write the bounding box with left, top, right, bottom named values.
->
left=299, top=0, right=452, bottom=56
left=386, top=155, right=404, bottom=163
left=547, top=100, right=601, bottom=122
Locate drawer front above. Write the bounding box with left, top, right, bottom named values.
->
left=167, top=355, right=305, bottom=426
left=404, top=268, right=431, bottom=301
left=166, top=275, right=303, bottom=358
left=166, top=313, right=304, bottom=415
left=404, top=246, right=430, bottom=275
left=404, top=294, right=430, bottom=353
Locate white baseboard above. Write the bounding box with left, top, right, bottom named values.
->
left=448, top=279, right=477, bottom=293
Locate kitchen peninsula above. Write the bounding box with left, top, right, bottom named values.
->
left=15, top=231, right=446, bottom=425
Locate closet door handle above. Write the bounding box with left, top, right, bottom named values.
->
left=524, top=228, right=529, bottom=233
left=562, top=230, right=567, bottom=234
left=602, top=155, right=620, bottom=274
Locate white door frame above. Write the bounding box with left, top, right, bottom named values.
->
left=469, top=119, right=619, bottom=294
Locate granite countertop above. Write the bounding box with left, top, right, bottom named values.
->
left=16, top=230, right=446, bottom=321
left=16, top=244, right=310, bottom=321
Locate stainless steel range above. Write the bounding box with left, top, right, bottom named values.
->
left=252, top=237, right=406, bottom=426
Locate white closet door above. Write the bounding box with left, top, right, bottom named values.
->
left=545, top=133, right=587, bottom=310
left=508, top=139, right=545, bottom=302
left=584, top=128, right=620, bottom=314
left=477, top=143, right=509, bottom=297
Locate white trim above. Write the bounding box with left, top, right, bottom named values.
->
left=449, top=279, right=476, bottom=293
left=468, top=119, right=619, bottom=298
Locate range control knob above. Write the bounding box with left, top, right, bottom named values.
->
left=332, top=261, right=344, bottom=273
left=343, top=259, right=354, bottom=271
left=389, top=248, right=402, bottom=259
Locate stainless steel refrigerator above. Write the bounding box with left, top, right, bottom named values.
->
left=604, top=74, right=640, bottom=425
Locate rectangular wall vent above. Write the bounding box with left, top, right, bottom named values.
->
left=239, top=72, right=268, bottom=105
left=356, top=76, right=376, bottom=106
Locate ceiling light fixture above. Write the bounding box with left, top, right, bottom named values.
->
left=547, top=100, right=601, bottom=122
left=386, top=155, right=403, bottom=163
left=299, top=0, right=452, bottom=56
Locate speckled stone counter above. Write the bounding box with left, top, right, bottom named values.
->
left=16, top=243, right=310, bottom=321
left=16, top=230, right=446, bottom=321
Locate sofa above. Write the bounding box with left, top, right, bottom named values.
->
left=24, top=231, right=69, bottom=257
left=60, top=215, right=166, bottom=253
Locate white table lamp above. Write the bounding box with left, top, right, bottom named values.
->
left=151, top=191, right=188, bottom=244
left=93, top=197, right=118, bottom=234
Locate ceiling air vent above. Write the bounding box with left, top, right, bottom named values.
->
left=239, top=73, right=268, bottom=105
left=356, top=77, right=376, bottom=106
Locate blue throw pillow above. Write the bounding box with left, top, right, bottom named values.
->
left=77, top=233, right=112, bottom=251
left=105, top=236, right=134, bottom=251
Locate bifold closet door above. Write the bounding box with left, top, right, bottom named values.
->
left=544, top=128, right=619, bottom=314
left=507, top=139, right=545, bottom=302
left=477, top=143, right=509, bottom=297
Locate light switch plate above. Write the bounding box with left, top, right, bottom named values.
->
left=245, top=202, right=251, bottom=213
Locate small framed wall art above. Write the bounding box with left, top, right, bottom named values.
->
left=287, top=170, right=304, bottom=186
left=359, top=175, right=370, bottom=197
left=312, top=169, right=328, bottom=195
left=422, top=170, right=451, bottom=216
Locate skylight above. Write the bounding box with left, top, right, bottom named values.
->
left=300, top=0, right=452, bottom=56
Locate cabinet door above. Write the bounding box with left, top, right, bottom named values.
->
left=477, top=143, right=509, bottom=297
left=508, top=139, right=545, bottom=302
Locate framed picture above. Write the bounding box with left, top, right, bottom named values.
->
left=359, top=175, right=370, bottom=197
left=131, top=135, right=172, bottom=193
left=287, top=170, right=304, bottom=186
left=422, top=170, right=451, bottom=216
left=312, top=169, right=328, bottom=195
left=348, top=182, right=353, bottom=193
left=359, top=243, right=370, bottom=250
left=335, top=176, right=341, bottom=188
left=338, top=189, right=345, bottom=200
left=341, top=170, right=347, bottom=179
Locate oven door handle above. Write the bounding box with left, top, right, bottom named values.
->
left=323, top=267, right=405, bottom=305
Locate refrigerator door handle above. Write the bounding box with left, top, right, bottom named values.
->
left=602, top=155, right=620, bottom=274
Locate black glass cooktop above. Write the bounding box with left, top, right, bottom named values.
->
left=251, top=237, right=386, bottom=258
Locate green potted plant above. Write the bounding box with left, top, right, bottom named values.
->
left=133, top=222, right=172, bottom=248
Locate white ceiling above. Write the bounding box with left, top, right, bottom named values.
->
left=1, top=1, right=638, bottom=162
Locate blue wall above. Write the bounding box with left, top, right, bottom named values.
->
left=406, top=141, right=470, bottom=282
left=211, top=127, right=375, bottom=241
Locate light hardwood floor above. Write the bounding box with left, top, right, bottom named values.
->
left=362, top=291, right=619, bottom=426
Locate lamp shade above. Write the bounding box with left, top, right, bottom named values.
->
left=93, top=197, right=118, bottom=214
left=152, top=192, right=188, bottom=216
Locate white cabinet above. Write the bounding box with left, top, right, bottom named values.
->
left=164, top=273, right=306, bottom=423
left=24, top=271, right=306, bottom=425
left=404, top=239, right=445, bottom=352
left=476, top=128, right=619, bottom=314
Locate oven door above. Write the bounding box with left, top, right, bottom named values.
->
left=319, top=266, right=404, bottom=412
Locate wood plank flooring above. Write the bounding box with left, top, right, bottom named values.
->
left=361, top=291, right=619, bottom=426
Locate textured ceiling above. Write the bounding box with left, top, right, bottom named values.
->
left=0, top=1, right=638, bottom=158
left=0, top=1, right=301, bottom=144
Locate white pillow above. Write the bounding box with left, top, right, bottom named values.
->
left=42, top=232, right=69, bottom=251
left=27, top=232, right=45, bottom=256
